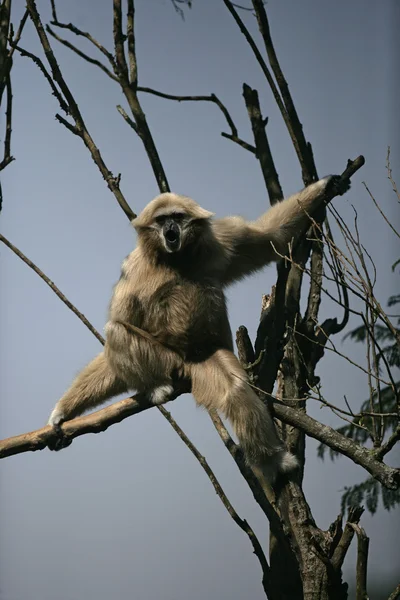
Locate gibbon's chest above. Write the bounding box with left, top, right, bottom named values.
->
left=109, top=254, right=232, bottom=353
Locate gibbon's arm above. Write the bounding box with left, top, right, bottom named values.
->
left=213, top=176, right=349, bottom=286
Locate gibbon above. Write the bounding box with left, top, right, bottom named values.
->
left=48, top=175, right=350, bottom=481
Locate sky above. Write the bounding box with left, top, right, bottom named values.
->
left=1, top=1, right=399, bottom=599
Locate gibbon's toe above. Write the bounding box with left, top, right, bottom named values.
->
left=47, top=423, right=73, bottom=452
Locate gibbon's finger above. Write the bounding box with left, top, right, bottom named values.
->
left=47, top=423, right=73, bottom=451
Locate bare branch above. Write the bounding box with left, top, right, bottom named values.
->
left=137, top=86, right=256, bottom=153
left=251, top=0, right=317, bottom=184
left=0, top=233, right=105, bottom=345
left=116, top=104, right=138, bottom=133
left=7, top=8, right=28, bottom=61
left=158, top=406, right=272, bottom=597
left=349, top=523, right=369, bottom=600
left=0, top=73, right=13, bottom=170
left=331, top=506, right=364, bottom=570
left=222, top=0, right=314, bottom=185
left=388, top=583, right=400, bottom=600
left=138, top=86, right=239, bottom=137
left=49, top=13, right=116, bottom=67
left=113, top=0, right=129, bottom=80
left=242, top=83, right=283, bottom=204
left=24, top=0, right=135, bottom=221
left=1, top=387, right=398, bottom=490
left=363, top=181, right=400, bottom=240
left=46, top=25, right=119, bottom=82
left=126, top=0, right=137, bottom=86
left=12, top=43, right=69, bottom=112
left=386, top=146, right=400, bottom=203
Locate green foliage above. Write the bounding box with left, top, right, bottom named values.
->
left=318, top=291, right=399, bottom=515
left=317, top=382, right=399, bottom=462
left=341, top=477, right=400, bottom=515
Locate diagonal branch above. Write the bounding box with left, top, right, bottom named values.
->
left=24, top=0, right=135, bottom=221
left=251, top=0, right=317, bottom=184
left=46, top=25, right=118, bottom=82
left=331, top=506, right=364, bottom=570
left=0, top=233, right=105, bottom=344
left=1, top=387, right=398, bottom=490
left=242, top=83, right=283, bottom=204
left=222, top=0, right=314, bottom=184
left=158, top=406, right=272, bottom=597
left=49, top=12, right=116, bottom=67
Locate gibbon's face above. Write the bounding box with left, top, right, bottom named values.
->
left=152, top=210, right=192, bottom=253
left=132, top=193, right=214, bottom=254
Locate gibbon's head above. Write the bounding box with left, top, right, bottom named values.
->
left=132, top=193, right=214, bottom=254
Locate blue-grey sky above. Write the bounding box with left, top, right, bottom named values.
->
left=1, top=1, right=399, bottom=599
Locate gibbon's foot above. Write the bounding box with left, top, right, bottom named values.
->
left=149, top=384, right=174, bottom=405
left=47, top=423, right=73, bottom=451
left=324, top=174, right=351, bottom=198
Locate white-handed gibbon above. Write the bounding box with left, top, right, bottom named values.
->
left=48, top=175, right=350, bottom=481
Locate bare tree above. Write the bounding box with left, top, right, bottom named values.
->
left=1, top=1, right=398, bottom=599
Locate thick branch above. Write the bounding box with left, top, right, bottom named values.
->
left=242, top=83, right=283, bottom=204
left=331, top=506, right=364, bottom=570
left=251, top=0, right=317, bottom=184
left=222, top=0, right=313, bottom=184
left=272, top=401, right=399, bottom=490
left=1, top=390, right=398, bottom=490
left=349, top=523, right=369, bottom=600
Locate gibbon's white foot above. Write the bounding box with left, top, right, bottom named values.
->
left=259, top=450, right=299, bottom=484
left=149, top=384, right=174, bottom=405
left=278, top=450, right=299, bottom=473
left=48, top=406, right=65, bottom=427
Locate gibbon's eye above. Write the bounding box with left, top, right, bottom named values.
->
left=171, top=212, right=185, bottom=221
left=155, top=215, right=167, bottom=225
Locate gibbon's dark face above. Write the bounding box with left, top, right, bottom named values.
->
left=154, top=211, right=190, bottom=253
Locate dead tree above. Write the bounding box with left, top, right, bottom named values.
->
left=1, top=1, right=399, bottom=599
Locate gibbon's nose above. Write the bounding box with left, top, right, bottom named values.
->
left=163, top=220, right=180, bottom=249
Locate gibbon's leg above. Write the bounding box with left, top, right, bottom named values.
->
left=188, top=349, right=298, bottom=483
left=47, top=352, right=128, bottom=427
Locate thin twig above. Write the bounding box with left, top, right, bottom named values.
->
left=363, top=181, right=400, bottom=240
left=386, top=147, right=400, bottom=203
left=158, top=405, right=272, bottom=597
left=24, top=0, right=136, bottom=221
left=46, top=25, right=119, bottom=82
left=0, top=233, right=105, bottom=345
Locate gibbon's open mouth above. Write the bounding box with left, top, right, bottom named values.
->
left=165, top=230, right=179, bottom=243
left=163, top=222, right=181, bottom=250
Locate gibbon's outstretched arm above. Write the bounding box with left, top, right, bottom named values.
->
left=48, top=353, right=128, bottom=427
left=213, top=175, right=350, bottom=286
